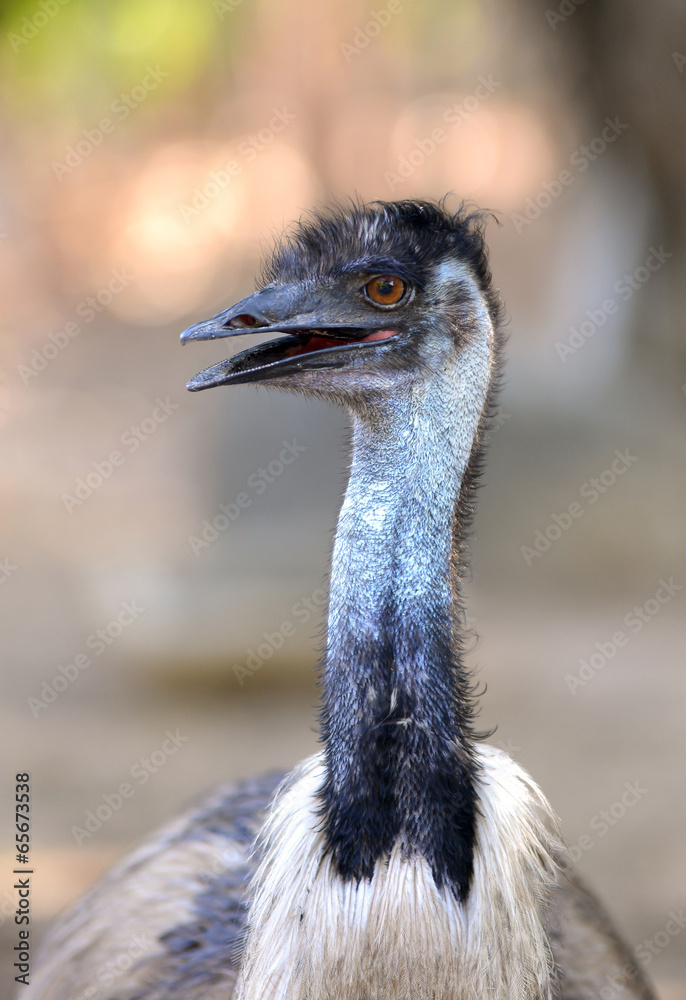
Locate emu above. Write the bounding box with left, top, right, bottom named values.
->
left=27, top=200, right=655, bottom=1000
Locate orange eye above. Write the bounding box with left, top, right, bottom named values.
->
left=365, top=275, right=406, bottom=306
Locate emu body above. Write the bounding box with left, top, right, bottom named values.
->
left=25, top=201, right=655, bottom=1000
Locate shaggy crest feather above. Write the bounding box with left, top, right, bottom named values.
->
left=261, top=198, right=503, bottom=332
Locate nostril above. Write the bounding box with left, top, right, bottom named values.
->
left=226, top=313, right=262, bottom=329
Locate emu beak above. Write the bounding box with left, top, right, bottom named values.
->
left=181, top=284, right=397, bottom=391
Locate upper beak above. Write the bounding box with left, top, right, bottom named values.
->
left=180, top=284, right=351, bottom=344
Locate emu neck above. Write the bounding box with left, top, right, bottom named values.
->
left=320, top=354, right=490, bottom=899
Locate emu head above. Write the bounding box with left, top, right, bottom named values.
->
left=181, top=199, right=501, bottom=415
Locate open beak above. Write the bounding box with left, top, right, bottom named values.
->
left=181, top=284, right=398, bottom=390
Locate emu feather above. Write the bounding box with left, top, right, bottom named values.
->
left=26, top=201, right=655, bottom=1000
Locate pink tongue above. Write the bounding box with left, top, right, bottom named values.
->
left=283, top=329, right=396, bottom=358
left=360, top=330, right=396, bottom=342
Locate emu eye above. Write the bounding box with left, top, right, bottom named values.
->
left=364, top=275, right=406, bottom=306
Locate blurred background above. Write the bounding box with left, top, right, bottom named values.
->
left=0, top=0, right=685, bottom=995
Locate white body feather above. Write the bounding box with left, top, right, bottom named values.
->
left=236, top=746, right=563, bottom=1000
